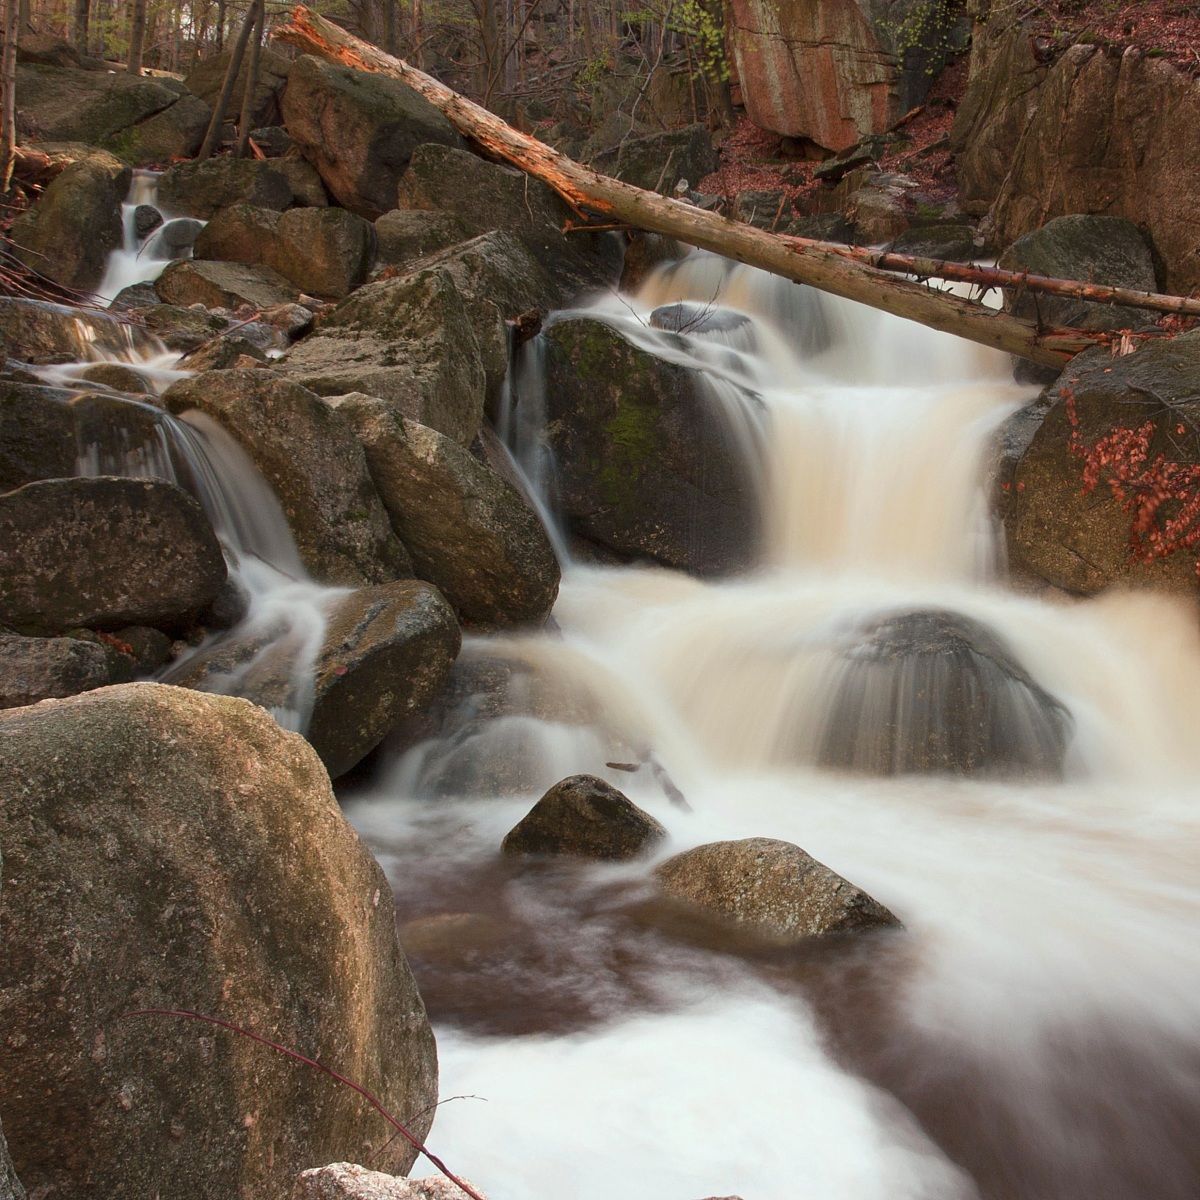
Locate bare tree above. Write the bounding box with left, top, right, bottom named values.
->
left=1, top=0, right=18, bottom=195
left=235, top=0, right=265, bottom=157
left=197, top=1, right=258, bottom=160
left=72, top=0, right=89, bottom=56
left=127, top=0, right=147, bottom=74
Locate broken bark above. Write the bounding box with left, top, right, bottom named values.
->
left=274, top=6, right=1189, bottom=367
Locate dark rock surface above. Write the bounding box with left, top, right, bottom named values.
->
left=0, top=633, right=134, bottom=709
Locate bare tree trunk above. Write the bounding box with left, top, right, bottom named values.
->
left=235, top=0, right=264, bottom=157
left=198, top=1, right=258, bottom=160
left=216, top=0, right=227, bottom=51
left=410, top=0, right=422, bottom=67
left=127, top=0, right=146, bottom=74
left=1, top=0, right=18, bottom=195
left=17, top=0, right=29, bottom=34
left=274, top=8, right=1199, bottom=366
left=72, top=0, right=89, bottom=55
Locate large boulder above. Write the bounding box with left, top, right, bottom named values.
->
left=591, top=124, right=718, bottom=194
left=281, top=55, right=464, bottom=217
left=816, top=610, right=1070, bottom=778
left=10, top=154, right=129, bottom=291
left=0, top=296, right=165, bottom=362
left=0, top=380, right=76, bottom=491
left=185, top=46, right=291, bottom=128
left=997, top=214, right=1159, bottom=331
left=0, top=633, right=134, bottom=709
left=282, top=268, right=485, bottom=446
left=155, top=259, right=301, bottom=310
left=373, top=210, right=473, bottom=270
left=195, top=205, right=375, bottom=299
left=655, top=838, right=900, bottom=942
left=330, top=394, right=559, bottom=627
left=173, top=580, right=461, bottom=779
left=958, top=20, right=1200, bottom=292
left=157, top=157, right=294, bottom=219
left=0, top=477, right=226, bottom=635
left=395, top=144, right=620, bottom=297
left=502, top=774, right=666, bottom=861
left=998, top=331, right=1200, bottom=595
left=728, top=0, right=965, bottom=152
left=164, top=370, right=410, bottom=587
left=15, top=65, right=210, bottom=164
left=539, top=317, right=761, bottom=574
left=0, top=684, right=438, bottom=1199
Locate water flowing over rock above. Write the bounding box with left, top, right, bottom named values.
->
left=655, top=838, right=900, bottom=942
left=502, top=775, right=666, bottom=861
left=331, top=394, right=559, bottom=628
left=293, top=1164, right=485, bottom=1200
left=0, top=477, right=226, bottom=635
left=816, top=610, right=1070, bottom=778
left=282, top=269, right=485, bottom=446
left=164, top=370, right=410, bottom=587
left=10, top=154, right=129, bottom=292
left=281, top=55, right=465, bottom=217
left=0, top=633, right=134, bottom=709
left=0, top=297, right=163, bottom=363
left=539, top=317, right=761, bottom=575
left=0, top=684, right=438, bottom=1200
left=999, top=331, right=1200, bottom=595
left=997, top=215, right=1159, bottom=332
left=728, top=0, right=965, bottom=151
left=156, top=158, right=294, bottom=218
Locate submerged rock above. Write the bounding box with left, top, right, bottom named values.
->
left=163, top=370, right=410, bottom=587
left=0, top=477, right=226, bottom=635
left=540, top=316, right=761, bottom=575
left=0, top=684, right=438, bottom=1199
left=502, top=774, right=666, bottom=861
left=817, top=610, right=1070, bottom=778
left=332, top=394, right=559, bottom=627
left=655, top=838, right=900, bottom=942
left=281, top=55, right=464, bottom=217
left=293, top=1164, right=485, bottom=1199
left=0, top=632, right=134, bottom=709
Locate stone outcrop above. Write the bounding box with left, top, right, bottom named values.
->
left=10, top=154, right=129, bottom=291
left=0, top=633, right=134, bottom=709
left=502, top=775, right=666, bottom=860
left=164, top=370, right=410, bottom=587
left=655, top=838, right=899, bottom=942
left=0, top=477, right=226, bottom=635
left=817, top=610, right=1070, bottom=778
left=540, top=317, right=761, bottom=575
left=281, top=55, right=465, bottom=217
left=728, top=0, right=965, bottom=152
left=0, top=684, right=438, bottom=1200
left=330, top=394, right=559, bottom=628
left=954, top=17, right=1200, bottom=292
left=282, top=268, right=486, bottom=446
left=157, top=157, right=294, bottom=218
left=998, top=331, right=1200, bottom=595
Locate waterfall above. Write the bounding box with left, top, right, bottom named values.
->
left=347, top=249, right=1200, bottom=1200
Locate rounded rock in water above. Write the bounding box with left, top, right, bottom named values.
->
left=817, top=610, right=1070, bottom=779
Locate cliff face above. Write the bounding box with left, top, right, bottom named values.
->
left=953, top=17, right=1200, bottom=292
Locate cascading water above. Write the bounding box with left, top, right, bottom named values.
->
left=347, top=250, right=1200, bottom=1200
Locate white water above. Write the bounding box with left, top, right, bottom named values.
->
left=346, top=252, right=1200, bottom=1200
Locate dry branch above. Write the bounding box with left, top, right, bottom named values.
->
left=274, top=6, right=1188, bottom=368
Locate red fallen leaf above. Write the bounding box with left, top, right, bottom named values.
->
left=332, top=665, right=349, bottom=676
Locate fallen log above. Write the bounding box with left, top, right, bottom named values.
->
left=274, top=6, right=1185, bottom=367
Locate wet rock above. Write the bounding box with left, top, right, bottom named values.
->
left=395, top=144, right=620, bottom=297
left=592, top=124, right=718, bottom=194
left=281, top=55, right=465, bottom=217
left=10, top=154, right=129, bottom=291
left=293, top=1164, right=485, bottom=1200
left=113, top=625, right=175, bottom=674
left=541, top=316, right=761, bottom=575
left=0, top=380, right=76, bottom=491
left=374, top=210, right=473, bottom=269
left=649, top=303, right=752, bottom=336
left=997, top=214, right=1159, bottom=332
left=77, top=362, right=152, bottom=393
left=0, top=632, right=134, bottom=709
left=655, top=837, right=900, bottom=942
left=818, top=610, right=1069, bottom=778
left=502, top=774, right=666, bottom=860
left=177, top=334, right=269, bottom=372
left=0, top=477, right=226, bottom=635
left=0, top=684, right=438, bottom=1199
left=0, top=296, right=163, bottom=362
left=155, top=259, right=300, bottom=310
left=142, top=215, right=206, bottom=259
left=307, top=580, right=461, bottom=778
left=999, top=331, right=1200, bottom=594
left=163, top=370, right=409, bottom=586
left=185, top=46, right=290, bottom=128
left=197, top=205, right=375, bottom=299
left=157, top=157, right=293, bottom=219
left=332, top=394, right=558, bottom=627
left=282, top=268, right=485, bottom=446
left=397, top=912, right=511, bottom=967
left=133, top=203, right=162, bottom=238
